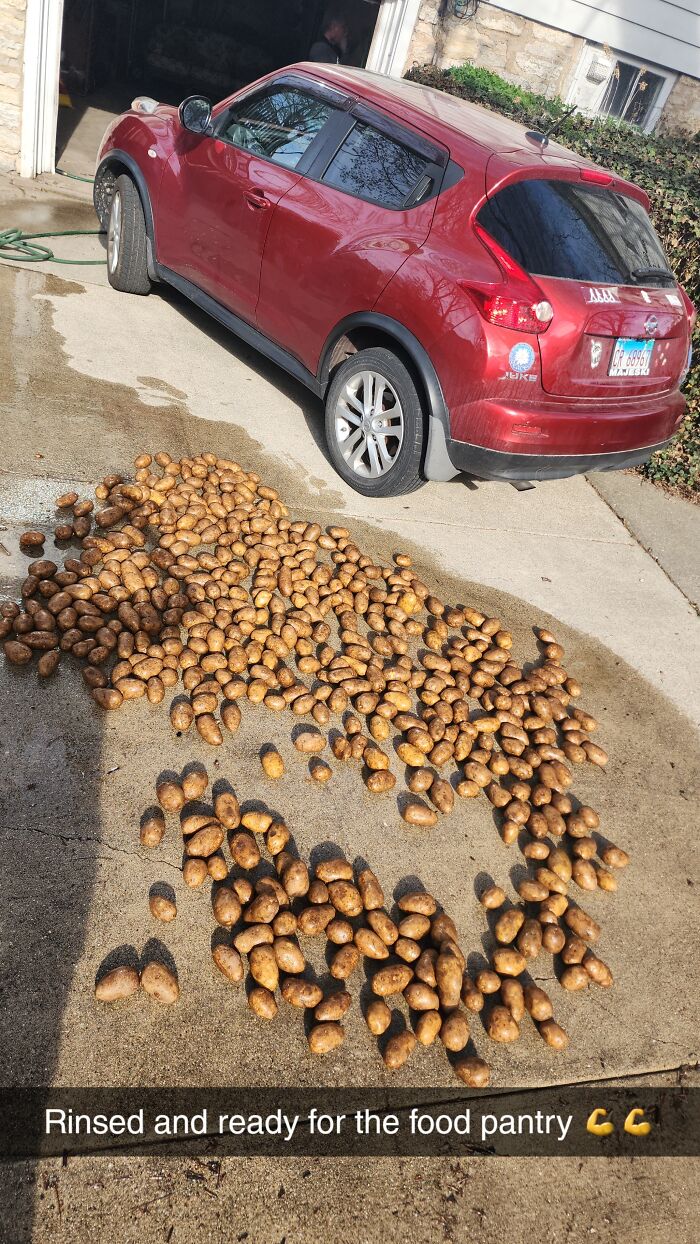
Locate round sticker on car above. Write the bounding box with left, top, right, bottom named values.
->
left=508, top=342, right=536, bottom=373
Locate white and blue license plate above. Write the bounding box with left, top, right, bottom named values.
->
left=609, top=338, right=654, bottom=378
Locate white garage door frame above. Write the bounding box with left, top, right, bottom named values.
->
left=366, top=0, right=422, bottom=77
left=20, top=0, right=64, bottom=177
left=17, top=0, right=418, bottom=178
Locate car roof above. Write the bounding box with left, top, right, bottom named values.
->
left=292, top=63, right=648, bottom=201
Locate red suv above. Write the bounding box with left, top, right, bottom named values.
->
left=95, top=64, right=694, bottom=497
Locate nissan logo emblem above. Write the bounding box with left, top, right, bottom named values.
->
left=645, top=315, right=659, bottom=334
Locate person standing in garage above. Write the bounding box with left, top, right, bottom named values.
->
left=308, top=10, right=349, bottom=62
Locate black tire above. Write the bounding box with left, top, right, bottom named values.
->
left=324, top=347, right=426, bottom=497
left=107, top=173, right=151, bottom=295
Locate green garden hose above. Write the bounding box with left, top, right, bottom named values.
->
left=0, top=227, right=105, bottom=264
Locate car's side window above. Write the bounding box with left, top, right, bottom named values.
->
left=321, top=121, right=432, bottom=209
left=217, top=87, right=336, bottom=170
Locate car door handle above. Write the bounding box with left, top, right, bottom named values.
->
left=244, top=190, right=270, bottom=211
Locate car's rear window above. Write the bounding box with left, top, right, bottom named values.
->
left=477, top=179, right=672, bottom=286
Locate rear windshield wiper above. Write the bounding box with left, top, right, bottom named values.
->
left=629, top=265, right=675, bottom=283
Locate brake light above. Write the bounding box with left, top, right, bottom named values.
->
left=580, top=168, right=613, bottom=186
left=467, top=222, right=554, bottom=333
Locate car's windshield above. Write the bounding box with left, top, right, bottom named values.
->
left=477, top=179, right=673, bottom=286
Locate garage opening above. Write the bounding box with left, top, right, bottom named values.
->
left=56, top=0, right=382, bottom=176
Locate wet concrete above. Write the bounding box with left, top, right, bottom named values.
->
left=1, top=245, right=699, bottom=1241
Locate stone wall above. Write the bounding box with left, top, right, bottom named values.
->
left=0, top=0, right=25, bottom=172
left=405, top=0, right=582, bottom=99
left=658, top=73, right=700, bottom=136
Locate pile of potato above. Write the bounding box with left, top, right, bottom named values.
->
left=2, top=451, right=630, bottom=1076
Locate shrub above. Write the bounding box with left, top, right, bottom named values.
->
left=406, top=64, right=699, bottom=495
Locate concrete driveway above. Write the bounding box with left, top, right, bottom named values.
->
left=1, top=181, right=699, bottom=1243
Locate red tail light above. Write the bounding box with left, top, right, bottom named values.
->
left=465, top=222, right=554, bottom=334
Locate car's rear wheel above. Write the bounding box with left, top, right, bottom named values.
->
left=324, top=347, right=426, bottom=496
left=107, top=173, right=151, bottom=295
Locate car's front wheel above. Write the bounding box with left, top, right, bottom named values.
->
left=106, top=173, right=151, bottom=295
left=324, top=347, right=426, bottom=496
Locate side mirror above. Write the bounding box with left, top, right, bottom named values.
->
left=178, top=95, right=212, bottom=135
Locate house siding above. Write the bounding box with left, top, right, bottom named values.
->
left=405, top=0, right=700, bottom=134
left=0, top=0, right=25, bottom=172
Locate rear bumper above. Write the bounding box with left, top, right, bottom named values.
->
left=445, top=437, right=673, bottom=482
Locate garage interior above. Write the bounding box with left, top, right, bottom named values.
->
left=56, top=0, right=381, bottom=176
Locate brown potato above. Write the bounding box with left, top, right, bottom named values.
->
left=141, top=961, right=179, bottom=1005
left=516, top=919, right=543, bottom=960
left=398, top=891, right=437, bottom=916
left=316, top=858, right=353, bottom=882
left=435, top=948, right=462, bottom=1008
left=248, top=986, right=277, bottom=1020
left=366, top=998, right=392, bottom=1035
left=328, top=881, right=363, bottom=917
left=371, top=963, right=414, bottom=997
left=400, top=801, right=438, bottom=827
left=440, top=1010, right=470, bottom=1052
left=212, top=886, right=242, bottom=928
left=398, top=913, right=431, bottom=941
left=245, top=893, right=280, bottom=925
left=454, top=1056, right=491, bottom=1087
left=500, top=978, right=525, bottom=1022
left=229, top=831, right=260, bottom=871
left=572, top=858, right=597, bottom=891
left=429, top=778, right=455, bottom=814
left=487, top=1005, right=520, bottom=1043
left=273, top=939, right=305, bottom=974
left=383, top=1030, right=417, bottom=1070
left=185, top=822, right=224, bottom=858
left=182, top=767, right=208, bottom=801
left=241, top=810, right=272, bottom=834
left=261, top=749, right=284, bottom=779
left=366, top=910, right=399, bottom=946
left=249, top=944, right=279, bottom=992
left=326, top=917, right=354, bottom=945
left=415, top=1010, right=442, bottom=1046
left=539, top=1018, right=569, bottom=1050
left=281, top=977, right=323, bottom=1009
left=234, top=925, right=274, bottom=954
left=480, top=885, right=506, bottom=910
left=308, top=1022, right=345, bottom=1054
left=156, top=779, right=185, bottom=812
left=149, top=894, right=177, bottom=923
left=494, top=908, right=525, bottom=944
left=564, top=906, right=601, bottom=943
left=461, top=974, right=485, bottom=1012
left=365, top=769, right=397, bottom=794
left=561, top=964, right=589, bottom=991
left=492, top=947, right=526, bottom=977
left=315, top=991, right=352, bottom=1022
left=583, top=953, right=613, bottom=987
left=403, top=981, right=439, bottom=1011
left=542, top=925, right=566, bottom=954
left=140, top=810, right=165, bottom=848
left=212, top=944, right=244, bottom=984
left=183, top=858, right=208, bottom=888
left=355, top=928, right=390, bottom=960
left=221, top=701, right=242, bottom=733
left=357, top=868, right=384, bottom=910
left=294, top=730, right=326, bottom=753
left=170, top=700, right=194, bottom=732
left=95, top=966, right=140, bottom=1002
left=297, top=904, right=335, bottom=936
left=601, top=844, right=629, bottom=869
left=330, top=944, right=360, bottom=979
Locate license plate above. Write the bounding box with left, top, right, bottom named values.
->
left=609, top=338, right=654, bottom=377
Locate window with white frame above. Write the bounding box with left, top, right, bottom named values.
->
left=566, top=44, right=677, bottom=134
